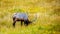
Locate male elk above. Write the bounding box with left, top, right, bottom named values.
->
left=12, top=13, right=32, bottom=27
left=12, top=12, right=37, bottom=27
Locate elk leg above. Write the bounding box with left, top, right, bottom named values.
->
left=13, top=21, right=16, bottom=27
left=24, top=20, right=28, bottom=26
left=13, top=18, right=16, bottom=27
left=21, top=20, right=23, bottom=26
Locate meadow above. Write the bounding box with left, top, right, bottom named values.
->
left=0, top=0, right=60, bottom=34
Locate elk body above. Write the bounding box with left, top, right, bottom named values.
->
left=12, top=13, right=31, bottom=27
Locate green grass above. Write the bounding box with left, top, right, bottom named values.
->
left=0, top=0, right=60, bottom=34
left=0, top=12, right=60, bottom=34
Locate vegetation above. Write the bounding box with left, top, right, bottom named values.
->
left=0, top=0, right=60, bottom=34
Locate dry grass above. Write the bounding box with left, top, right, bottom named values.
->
left=0, top=0, right=60, bottom=34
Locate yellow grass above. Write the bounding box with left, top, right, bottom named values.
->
left=0, top=0, right=60, bottom=34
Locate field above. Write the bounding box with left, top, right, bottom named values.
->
left=0, top=0, right=60, bottom=34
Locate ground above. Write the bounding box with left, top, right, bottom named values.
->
left=0, top=0, right=60, bottom=34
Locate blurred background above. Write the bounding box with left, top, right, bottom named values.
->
left=0, top=0, right=60, bottom=34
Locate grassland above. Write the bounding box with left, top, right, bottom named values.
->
left=0, top=0, right=60, bottom=34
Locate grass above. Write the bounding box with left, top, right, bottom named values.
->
left=0, top=0, right=60, bottom=34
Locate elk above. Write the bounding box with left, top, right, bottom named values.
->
left=12, top=12, right=38, bottom=27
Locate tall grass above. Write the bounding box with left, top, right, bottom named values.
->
left=0, top=0, right=60, bottom=34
